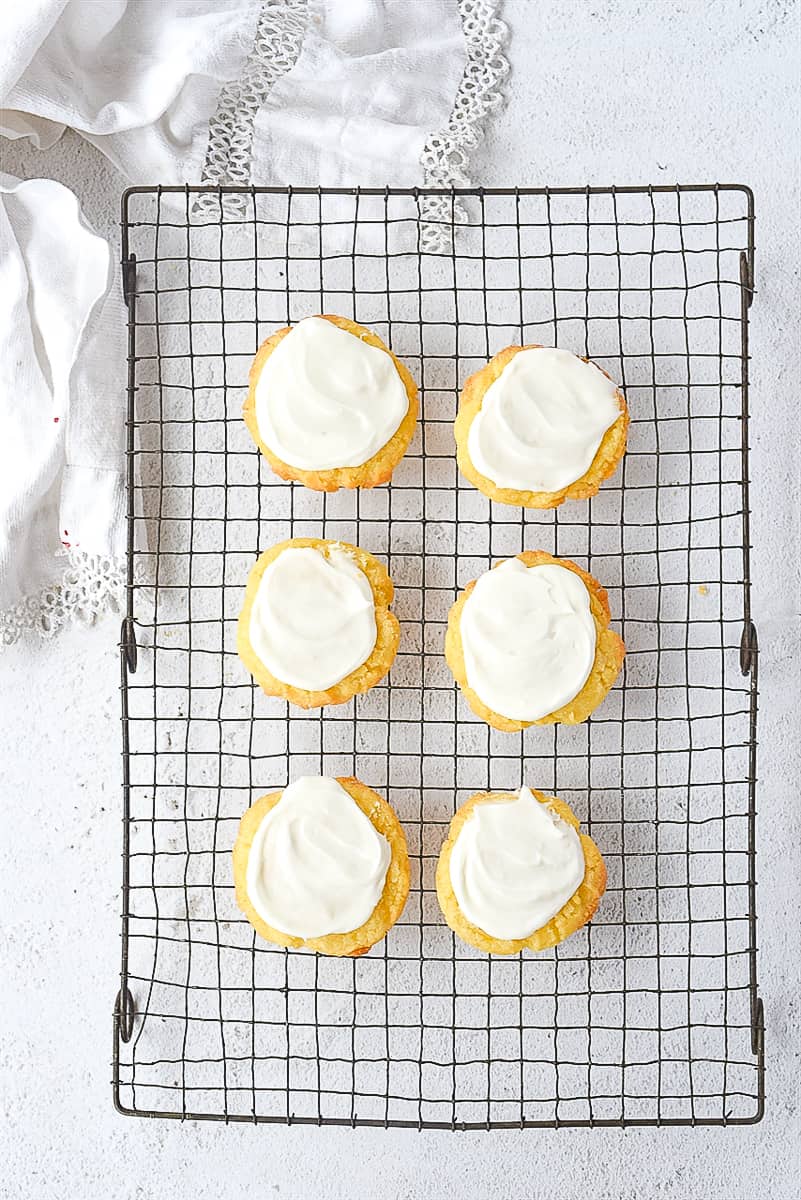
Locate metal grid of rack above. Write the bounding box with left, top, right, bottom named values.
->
left=115, top=184, right=762, bottom=1127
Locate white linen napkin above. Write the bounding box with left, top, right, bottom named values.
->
left=0, top=175, right=127, bottom=642
left=0, top=0, right=508, bottom=641
left=1, top=1, right=509, bottom=205
left=0, top=1, right=263, bottom=180
left=252, top=1, right=465, bottom=187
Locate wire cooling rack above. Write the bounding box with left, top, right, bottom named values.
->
left=115, top=185, right=762, bottom=1128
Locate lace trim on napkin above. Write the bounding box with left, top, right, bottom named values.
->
left=198, top=0, right=508, bottom=244
left=198, top=0, right=310, bottom=216
left=419, top=0, right=510, bottom=253
left=0, top=550, right=126, bottom=645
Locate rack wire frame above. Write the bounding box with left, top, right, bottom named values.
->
left=114, top=184, right=763, bottom=1128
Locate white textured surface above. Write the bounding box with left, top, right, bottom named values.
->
left=2, top=1, right=800, bottom=1196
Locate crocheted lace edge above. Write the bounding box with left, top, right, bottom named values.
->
left=0, top=549, right=127, bottom=645
left=419, top=0, right=511, bottom=253
left=198, top=0, right=310, bottom=214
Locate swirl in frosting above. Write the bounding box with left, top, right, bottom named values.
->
left=467, top=346, right=621, bottom=492
left=248, top=544, right=377, bottom=691
left=255, top=316, right=409, bottom=470
left=460, top=558, right=596, bottom=721
left=449, top=787, right=586, bottom=939
left=246, top=777, right=391, bottom=938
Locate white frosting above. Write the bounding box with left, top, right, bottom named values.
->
left=246, top=776, right=391, bottom=938
left=460, top=558, right=596, bottom=722
left=254, top=316, right=409, bottom=470
left=449, top=787, right=586, bottom=939
left=467, top=346, right=621, bottom=492
left=248, top=544, right=377, bottom=691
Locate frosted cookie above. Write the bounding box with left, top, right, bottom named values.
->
left=237, top=537, right=399, bottom=709
left=243, top=314, right=418, bottom=490
left=233, top=776, right=410, bottom=956
left=444, top=550, right=625, bottom=732
left=455, top=344, right=628, bottom=508
left=436, top=787, right=606, bottom=955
